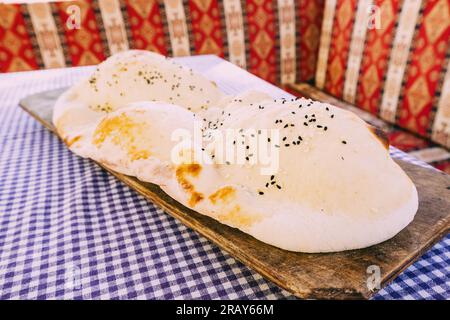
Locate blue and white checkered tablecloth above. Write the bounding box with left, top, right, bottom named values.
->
left=0, top=56, right=448, bottom=300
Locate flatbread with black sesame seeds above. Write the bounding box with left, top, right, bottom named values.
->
left=53, top=50, right=418, bottom=252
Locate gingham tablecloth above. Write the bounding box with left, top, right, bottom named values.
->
left=0, top=55, right=448, bottom=300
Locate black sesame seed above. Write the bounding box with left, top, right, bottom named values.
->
left=342, top=140, right=347, bottom=144
left=259, top=191, right=264, bottom=195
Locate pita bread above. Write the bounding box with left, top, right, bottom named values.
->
left=194, top=99, right=418, bottom=252
left=53, top=50, right=418, bottom=252
left=53, top=50, right=225, bottom=157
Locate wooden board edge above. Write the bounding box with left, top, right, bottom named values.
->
left=20, top=99, right=56, bottom=133
left=375, top=216, right=449, bottom=298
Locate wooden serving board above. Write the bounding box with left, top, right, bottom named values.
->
left=20, top=85, right=450, bottom=300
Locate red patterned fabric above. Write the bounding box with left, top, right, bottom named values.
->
left=356, top=0, right=401, bottom=115
left=397, top=0, right=450, bottom=136
left=316, top=0, right=450, bottom=149
left=244, top=0, right=278, bottom=84
left=124, top=0, right=167, bottom=55
left=297, top=0, right=325, bottom=83
left=324, top=0, right=357, bottom=97
left=54, top=0, right=106, bottom=67
left=0, top=0, right=324, bottom=85
left=0, top=4, right=38, bottom=72
left=188, top=0, right=224, bottom=57
left=387, top=129, right=432, bottom=153
left=434, top=160, right=450, bottom=174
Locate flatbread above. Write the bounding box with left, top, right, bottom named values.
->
left=53, top=50, right=225, bottom=157
left=53, top=50, right=418, bottom=252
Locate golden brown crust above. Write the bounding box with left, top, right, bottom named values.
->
left=92, top=114, right=151, bottom=160
left=368, top=125, right=389, bottom=150
left=208, top=186, right=236, bottom=204
left=217, top=205, right=261, bottom=228
left=176, top=164, right=204, bottom=207
left=64, top=135, right=81, bottom=147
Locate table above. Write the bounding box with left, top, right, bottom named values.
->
left=0, top=55, right=448, bottom=300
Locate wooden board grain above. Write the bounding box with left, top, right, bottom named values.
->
left=19, top=88, right=450, bottom=300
